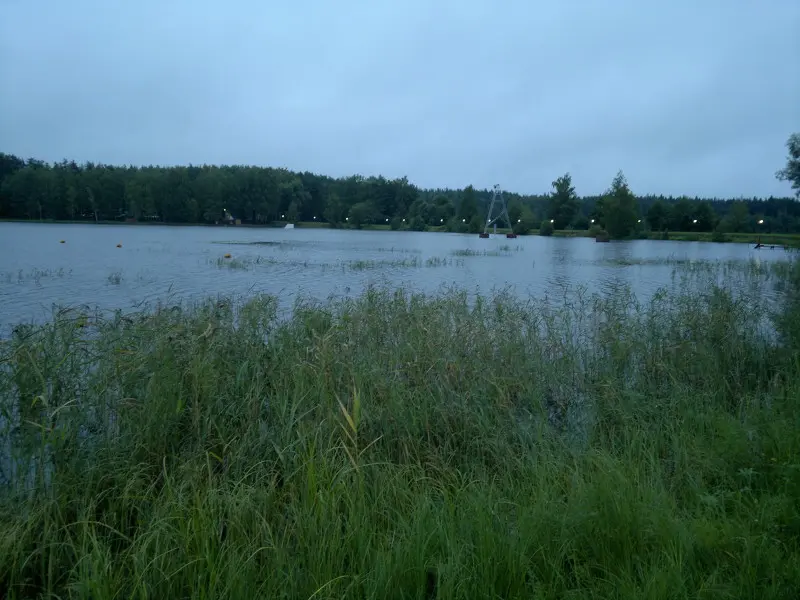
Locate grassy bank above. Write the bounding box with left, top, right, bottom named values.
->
left=636, top=231, right=800, bottom=247
left=5, top=218, right=800, bottom=247
left=1, top=261, right=800, bottom=598
left=297, top=224, right=800, bottom=246
left=552, top=229, right=800, bottom=247
left=660, top=231, right=800, bottom=246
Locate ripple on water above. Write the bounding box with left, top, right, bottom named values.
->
left=0, top=222, right=794, bottom=331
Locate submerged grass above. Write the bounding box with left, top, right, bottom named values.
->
left=343, top=257, right=463, bottom=271
left=208, top=255, right=462, bottom=273
left=424, top=256, right=465, bottom=268
left=451, top=248, right=514, bottom=257
left=598, top=256, right=704, bottom=267
left=344, top=257, right=423, bottom=270
left=2, top=267, right=72, bottom=285
left=593, top=256, right=770, bottom=269
left=374, top=247, right=423, bottom=254
left=210, top=255, right=281, bottom=269
left=1, top=260, right=800, bottom=598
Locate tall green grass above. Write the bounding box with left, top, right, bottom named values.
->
left=1, top=261, right=799, bottom=598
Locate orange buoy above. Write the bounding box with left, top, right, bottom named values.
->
left=223, top=253, right=232, bottom=259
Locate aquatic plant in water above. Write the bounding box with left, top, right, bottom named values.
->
left=1, top=259, right=799, bottom=598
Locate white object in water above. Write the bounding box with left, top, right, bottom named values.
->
left=284, top=223, right=295, bottom=229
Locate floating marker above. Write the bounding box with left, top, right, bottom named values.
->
left=223, top=253, right=232, bottom=259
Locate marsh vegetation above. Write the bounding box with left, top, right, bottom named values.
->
left=1, top=258, right=799, bottom=598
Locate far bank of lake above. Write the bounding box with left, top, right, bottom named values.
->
left=2, top=218, right=799, bottom=248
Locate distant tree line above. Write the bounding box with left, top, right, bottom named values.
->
left=1, top=134, right=798, bottom=239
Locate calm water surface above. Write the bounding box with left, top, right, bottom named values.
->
left=0, top=222, right=791, bottom=332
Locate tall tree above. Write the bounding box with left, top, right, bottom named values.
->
left=693, top=201, right=718, bottom=232
left=776, top=133, right=800, bottom=197
left=547, top=173, right=579, bottom=229
left=514, top=205, right=537, bottom=234
left=1, top=151, right=799, bottom=234
left=508, top=198, right=523, bottom=225
left=393, top=177, right=417, bottom=219
left=0, top=153, right=26, bottom=217
left=646, top=199, right=668, bottom=231
left=323, top=191, right=346, bottom=226
left=348, top=201, right=377, bottom=228
left=599, top=171, right=638, bottom=239
left=459, top=185, right=478, bottom=221
left=286, top=200, right=300, bottom=223
left=668, top=197, right=693, bottom=231
left=432, top=194, right=455, bottom=224
left=720, top=200, right=751, bottom=233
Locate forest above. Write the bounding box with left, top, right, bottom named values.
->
left=1, top=141, right=799, bottom=238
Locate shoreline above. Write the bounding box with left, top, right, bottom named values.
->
left=1, top=218, right=798, bottom=246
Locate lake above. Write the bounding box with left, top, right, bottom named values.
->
left=0, top=222, right=792, bottom=333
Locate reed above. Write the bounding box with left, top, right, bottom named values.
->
left=1, top=260, right=799, bottom=598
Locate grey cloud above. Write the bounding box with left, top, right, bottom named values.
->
left=1, top=0, right=798, bottom=197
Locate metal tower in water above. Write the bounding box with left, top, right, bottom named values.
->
left=481, top=184, right=515, bottom=238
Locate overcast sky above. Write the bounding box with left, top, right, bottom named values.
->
left=1, top=0, right=798, bottom=198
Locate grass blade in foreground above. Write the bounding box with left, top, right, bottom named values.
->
left=1, top=260, right=799, bottom=599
